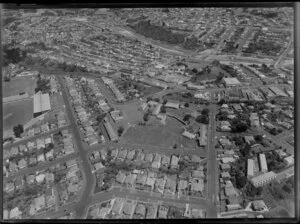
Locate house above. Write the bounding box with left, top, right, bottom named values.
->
left=164, top=176, right=177, bottom=194
left=135, top=151, right=145, bottom=163
left=226, top=204, right=241, bottom=211
left=252, top=200, right=268, bottom=211
left=155, top=177, right=166, bottom=194
left=18, top=158, right=27, bottom=169
left=178, top=179, right=188, bottom=194
left=170, top=155, right=179, bottom=169
left=94, top=162, right=105, bottom=171
left=145, top=176, right=156, bottom=190
left=27, top=175, right=36, bottom=185
left=135, top=203, right=146, bottom=217
left=45, top=146, right=55, bottom=158
left=182, top=130, right=196, bottom=139
left=9, top=207, right=22, bottom=219
left=14, top=177, right=24, bottom=189
left=135, top=173, right=147, bottom=188
left=227, top=196, right=240, bottom=206
left=222, top=77, right=241, bottom=87
left=111, top=148, right=119, bottom=158
left=3, top=209, right=8, bottom=219
left=158, top=205, right=169, bottom=219
left=98, top=207, right=110, bottom=219
left=36, top=173, right=45, bottom=183
left=122, top=201, right=136, bottom=216
left=221, top=172, right=231, bottom=179
left=100, top=149, right=107, bottom=160
left=152, top=154, right=162, bottom=169
left=45, top=188, right=55, bottom=207
left=111, top=198, right=124, bottom=214
left=9, top=161, right=18, bottom=173
left=191, top=179, right=204, bottom=193
left=145, top=153, right=154, bottom=163
left=191, top=155, right=201, bottom=163
left=224, top=186, right=237, bottom=197
left=117, top=149, right=128, bottom=160
left=146, top=204, right=158, bottom=219
left=35, top=195, right=46, bottom=211
left=29, top=157, right=37, bottom=166
left=37, top=154, right=45, bottom=163
left=192, top=170, right=204, bottom=179
left=220, top=163, right=231, bottom=171
left=284, top=155, right=294, bottom=166
left=45, top=173, right=54, bottom=184
left=244, top=136, right=255, bottom=145
left=124, top=174, right=137, bottom=187
left=161, top=155, right=170, bottom=167
left=4, top=182, right=15, bottom=193
left=126, top=150, right=136, bottom=161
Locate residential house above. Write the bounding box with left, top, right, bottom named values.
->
left=9, top=207, right=22, bottom=219
left=124, top=174, right=137, bottom=187
left=155, top=177, right=166, bottom=194
left=135, top=173, right=147, bottom=189
left=164, top=176, right=177, bottom=195
left=126, top=150, right=136, bottom=161
left=170, top=155, right=179, bottom=169
left=134, top=203, right=146, bottom=217
left=17, top=158, right=27, bottom=169
left=111, top=198, right=124, bottom=215
left=158, top=205, right=169, bottom=219
left=122, top=200, right=136, bottom=217
left=146, top=204, right=158, bottom=219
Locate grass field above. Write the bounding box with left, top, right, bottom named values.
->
left=2, top=76, right=36, bottom=97
left=121, top=117, right=184, bottom=149
left=3, top=99, right=33, bottom=132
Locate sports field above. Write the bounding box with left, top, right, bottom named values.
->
left=121, top=117, right=184, bottom=149
left=3, top=99, right=33, bottom=132
left=2, top=76, right=36, bottom=97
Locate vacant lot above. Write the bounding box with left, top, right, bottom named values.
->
left=3, top=99, right=33, bottom=132
left=3, top=76, right=36, bottom=97
left=121, top=117, right=184, bottom=149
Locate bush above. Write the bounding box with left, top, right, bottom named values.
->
left=201, top=108, right=209, bottom=116
left=117, top=126, right=124, bottom=136
left=184, top=102, right=189, bottom=107
left=13, top=124, right=24, bottom=138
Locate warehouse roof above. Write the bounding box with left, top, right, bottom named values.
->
left=33, top=92, right=51, bottom=114
left=223, top=77, right=241, bottom=86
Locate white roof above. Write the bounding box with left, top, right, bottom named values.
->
left=251, top=171, right=276, bottom=183
left=33, top=92, right=51, bottom=114
left=247, top=159, right=254, bottom=176
left=259, top=153, right=268, bottom=172
left=223, top=77, right=241, bottom=85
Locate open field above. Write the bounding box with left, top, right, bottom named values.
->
left=3, top=99, right=33, bottom=132
left=121, top=117, right=184, bottom=149
left=2, top=76, right=36, bottom=97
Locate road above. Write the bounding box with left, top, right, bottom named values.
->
left=274, top=36, right=293, bottom=70
left=205, top=104, right=218, bottom=218
left=56, top=75, right=96, bottom=219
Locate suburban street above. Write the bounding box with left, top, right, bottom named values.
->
left=56, top=75, right=96, bottom=219
left=205, top=104, right=218, bottom=218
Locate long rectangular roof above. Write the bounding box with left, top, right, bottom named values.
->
left=33, top=92, right=51, bottom=114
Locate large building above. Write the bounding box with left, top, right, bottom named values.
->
left=198, top=124, right=207, bottom=146
left=222, top=77, right=241, bottom=87
left=247, top=159, right=254, bottom=178
left=250, top=171, right=276, bottom=187
left=33, top=92, right=51, bottom=118
left=259, top=153, right=268, bottom=173
left=103, top=118, right=118, bottom=142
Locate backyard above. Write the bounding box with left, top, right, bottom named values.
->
left=3, top=76, right=36, bottom=97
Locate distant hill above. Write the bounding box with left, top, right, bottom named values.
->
left=128, top=20, right=200, bottom=50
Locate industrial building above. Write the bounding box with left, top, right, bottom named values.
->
left=247, top=159, right=254, bottom=178
left=259, top=153, right=268, bottom=173
left=250, top=171, right=276, bottom=187
left=222, top=77, right=241, bottom=87
left=198, top=124, right=207, bottom=146
left=33, top=92, right=51, bottom=118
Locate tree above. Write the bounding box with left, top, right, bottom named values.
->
left=96, top=113, right=106, bottom=123
left=196, top=115, right=209, bottom=124
left=147, top=96, right=152, bottom=102
left=236, top=176, right=248, bottom=189
left=201, top=108, right=209, bottom=116
left=218, top=99, right=226, bottom=105
left=160, top=105, right=166, bottom=113
left=143, top=112, right=150, bottom=122
left=216, top=72, right=225, bottom=82
left=270, top=128, right=277, bottom=135
left=154, top=98, right=160, bottom=103
left=173, top=144, right=177, bottom=149
left=13, top=124, right=24, bottom=138
left=117, top=126, right=124, bottom=136
left=183, top=114, right=192, bottom=122
left=254, top=135, right=263, bottom=142
left=184, top=102, right=189, bottom=107
left=4, top=75, right=10, bottom=82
